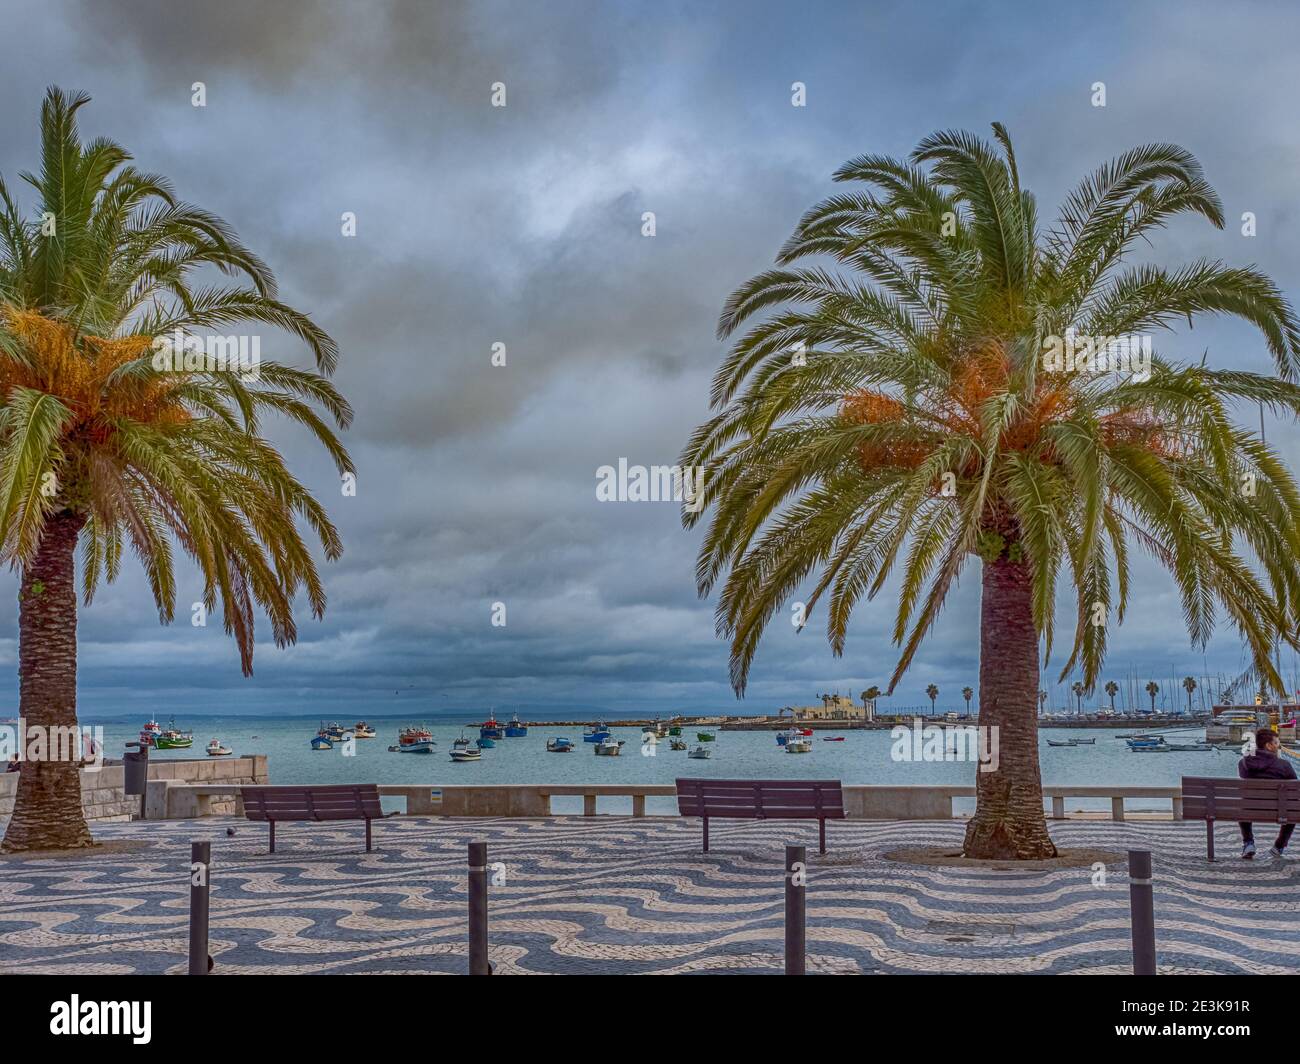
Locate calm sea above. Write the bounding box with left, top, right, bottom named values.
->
left=80, top=712, right=1237, bottom=815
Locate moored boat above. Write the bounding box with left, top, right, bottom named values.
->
left=594, top=737, right=625, bottom=756
left=696, top=731, right=716, bottom=742
left=311, top=734, right=333, bottom=751
left=140, top=719, right=162, bottom=747
left=687, top=744, right=711, bottom=759
left=206, top=738, right=232, bottom=756
left=785, top=737, right=812, bottom=753
left=669, top=737, right=687, bottom=750
left=155, top=718, right=193, bottom=749
left=398, top=726, right=436, bottom=754
left=449, top=745, right=482, bottom=762
left=584, top=722, right=611, bottom=742
left=478, top=736, right=496, bottom=748
left=504, top=714, right=528, bottom=737
left=354, top=721, right=376, bottom=739
left=480, top=715, right=503, bottom=740
left=546, top=737, right=574, bottom=752
left=822, top=736, right=846, bottom=742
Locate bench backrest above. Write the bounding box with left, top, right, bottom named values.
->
left=241, top=784, right=384, bottom=822
left=1181, top=776, right=1300, bottom=823
left=675, top=778, right=845, bottom=820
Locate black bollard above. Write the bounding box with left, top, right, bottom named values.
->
left=1128, top=848, right=1156, bottom=975
left=468, top=841, right=490, bottom=975
left=188, top=840, right=212, bottom=975
left=785, top=844, right=806, bottom=975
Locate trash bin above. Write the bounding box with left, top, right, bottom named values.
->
left=124, top=741, right=149, bottom=796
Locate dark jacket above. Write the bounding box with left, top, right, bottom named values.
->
left=1239, top=749, right=1297, bottom=780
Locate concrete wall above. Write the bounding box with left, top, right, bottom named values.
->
left=0, top=754, right=268, bottom=823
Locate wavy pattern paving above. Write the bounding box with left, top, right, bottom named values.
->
left=1, top=817, right=1297, bottom=974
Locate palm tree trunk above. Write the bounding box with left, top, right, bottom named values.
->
left=962, top=554, right=1057, bottom=860
left=1, top=510, right=92, bottom=853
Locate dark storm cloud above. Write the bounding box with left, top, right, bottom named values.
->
left=1, top=0, right=1298, bottom=717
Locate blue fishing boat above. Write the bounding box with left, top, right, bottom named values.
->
left=504, top=714, right=527, bottom=737
left=546, top=737, right=574, bottom=752
left=478, top=736, right=496, bottom=748
left=584, top=722, right=610, bottom=743
left=310, top=734, right=333, bottom=751
left=480, top=715, right=503, bottom=740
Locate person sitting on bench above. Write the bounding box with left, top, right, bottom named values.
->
left=1239, top=727, right=1297, bottom=859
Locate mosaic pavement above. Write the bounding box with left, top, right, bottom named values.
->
left=1, top=816, right=1298, bottom=975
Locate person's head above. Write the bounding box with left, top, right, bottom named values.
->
left=1257, top=728, right=1280, bottom=753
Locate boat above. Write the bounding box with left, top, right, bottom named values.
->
left=353, top=721, right=376, bottom=739
left=311, top=735, right=333, bottom=751
left=323, top=722, right=348, bottom=740
left=478, top=735, right=496, bottom=748
left=687, top=745, right=712, bottom=759
left=776, top=727, right=800, bottom=746
left=584, top=722, right=611, bottom=743
left=1132, top=741, right=1215, bottom=753
left=1072, top=737, right=1096, bottom=744
left=139, top=719, right=162, bottom=747
left=1047, top=739, right=1077, bottom=747
left=155, top=718, right=193, bottom=749
left=669, top=737, right=687, bottom=751
left=452, top=732, right=473, bottom=751
left=785, top=738, right=812, bottom=753
left=594, top=737, right=625, bottom=756
left=696, top=731, right=716, bottom=742
left=449, top=745, right=482, bottom=762
left=1125, top=736, right=1165, bottom=749
left=822, top=736, right=846, bottom=742
left=668, top=723, right=682, bottom=736
left=206, top=738, right=232, bottom=756
left=480, top=716, right=503, bottom=740
left=504, top=714, right=528, bottom=738
left=398, top=726, right=436, bottom=754
left=546, top=737, right=574, bottom=752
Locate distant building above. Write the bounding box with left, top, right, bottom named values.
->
left=781, top=693, right=871, bottom=722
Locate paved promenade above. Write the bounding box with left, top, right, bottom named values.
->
left=1, top=816, right=1297, bottom=974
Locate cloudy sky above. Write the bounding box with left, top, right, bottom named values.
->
left=2, top=0, right=1299, bottom=717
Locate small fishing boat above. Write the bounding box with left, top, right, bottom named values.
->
left=1046, top=739, right=1078, bottom=747
left=785, top=738, right=812, bottom=753
left=584, top=722, right=611, bottom=742
left=449, top=745, right=482, bottom=762
left=353, top=722, right=376, bottom=739
left=311, top=734, right=333, bottom=751
left=478, top=736, right=496, bottom=748
left=1072, top=738, right=1096, bottom=744
left=140, top=719, right=162, bottom=747
left=480, top=716, right=503, bottom=740
left=546, top=737, right=574, bottom=752
left=1132, top=741, right=1214, bottom=753
left=323, top=722, right=348, bottom=741
left=504, top=714, right=528, bottom=738
left=155, top=718, right=193, bottom=749
left=668, top=723, right=683, bottom=736
left=822, top=736, right=846, bottom=743
left=776, top=728, right=799, bottom=746
left=452, top=732, right=473, bottom=751
left=687, top=745, right=712, bottom=759
left=1125, top=736, right=1165, bottom=749
left=206, top=738, right=232, bottom=756
left=398, top=726, right=436, bottom=754
left=594, top=737, right=625, bottom=756
left=669, top=737, right=687, bottom=750
left=696, top=731, right=716, bottom=742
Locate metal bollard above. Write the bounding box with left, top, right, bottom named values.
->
left=468, top=841, right=491, bottom=975
left=188, top=840, right=213, bottom=975
left=785, top=844, right=806, bottom=975
left=1128, top=848, right=1156, bottom=975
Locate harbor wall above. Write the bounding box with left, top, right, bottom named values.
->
left=0, top=754, right=269, bottom=824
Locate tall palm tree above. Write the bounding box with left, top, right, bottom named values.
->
left=1182, top=675, right=1198, bottom=713
left=1070, top=681, right=1085, bottom=714
left=962, top=685, right=973, bottom=715
left=925, top=683, right=939, bottom=715
left=1104, top=679, right=1119, bottom=712
left=683, top=123, right=1300, bottom=858
left=0, top=89, right=352, bottom=852
left=1145, top=680, right=1161, bottom=712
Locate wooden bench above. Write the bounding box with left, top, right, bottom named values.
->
left=1181, top=776, right=1300, bottom=859
left=675, top=778, right=845, bottom=854
left=241, top=784, right=392, bottom=853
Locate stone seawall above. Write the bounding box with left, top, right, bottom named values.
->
left=0, top=754, right=269, bottom=824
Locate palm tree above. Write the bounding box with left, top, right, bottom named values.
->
left=1182, top=675, right=1198, bottom=714
left=860, top=684, right=880, bottom=707
left=1070, top=681, right=1085, bottom=714
left=683, top=123, right=1300, bottom=859
left=962, top=685, right=973, bottom=716
left=1145, top=680, right=1161, bottom=713
left=1104, top=680, right=1119, bottom=712
left=925, top=683, right=939, bottom=715
left=0, top=90, right=351, bottom=852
